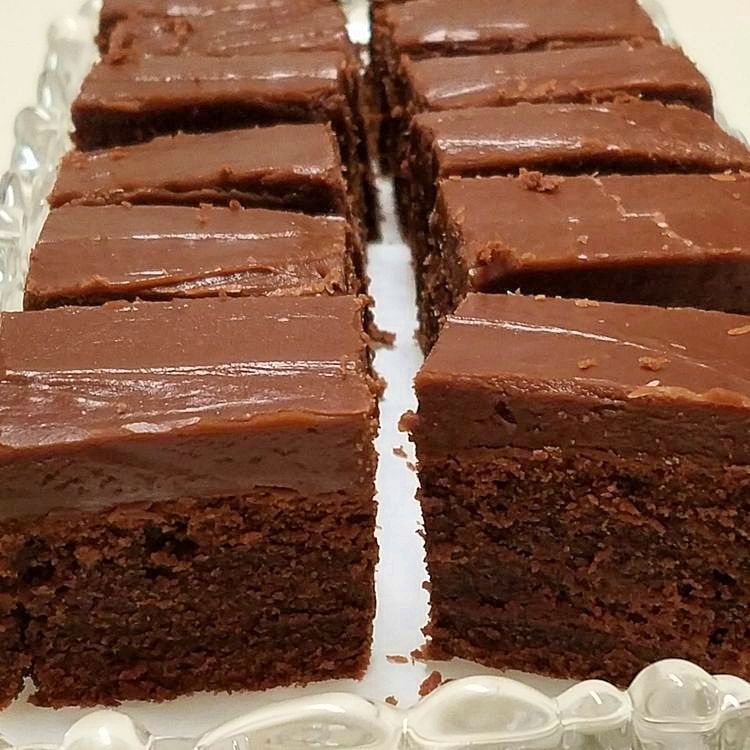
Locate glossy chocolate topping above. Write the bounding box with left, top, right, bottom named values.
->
left=98, top=0, right=332, bottom=48
left=428, top=292, right=750, bottom=402
left=0, top=296, right=376, bottom=517
left=405, top=43, right=712, bottom=113
left=108, top=4, right=350, bottom=57
left=25, top=206, right=353, bottom=308
left=385, top=0, right=660, bottom=56
left=417, top=293, right=750, bottom=461
left=415, top=100, right=750, bottom=176
left=439, top=173, right=750, bottom=282
left=75, top=51, right=348, bottom=117
left=49, top=125, right=348, bottom=215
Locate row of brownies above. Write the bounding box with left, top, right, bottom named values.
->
left=372, top=1, right=750, bottom=682
left=0, top=0, right=383, bottom=707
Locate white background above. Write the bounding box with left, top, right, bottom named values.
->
left=0, top=0, right=749, bottom=743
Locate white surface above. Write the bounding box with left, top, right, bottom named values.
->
left=0, top=0, right=748, bottom=743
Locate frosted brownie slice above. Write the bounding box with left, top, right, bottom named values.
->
left=72, top=52, right=377, bottom=239
left=407, top=292, right=750, bottom=684
left=0, top=295, right=379, bottom=706
left=24, top=206, right=360, bottom=310
left=419, top=173, right=750, bottom=348
left=403, top=100, right=750, bottom=257
left=97, top=0, right=332, bottom=51
left=49, top=125, right=353, bottom=228
left=370, top=0, right=660, bottom=165
left=107, top=3, right=350, bottom=57
left=381, top=43, right=712, bottom=171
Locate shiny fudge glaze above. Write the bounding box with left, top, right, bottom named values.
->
left=108, top=4, right=350, bottom=57
left=415, top=100, right=750, bottom=176
left=98, top=0, right=332, bottom=49
left=385, top=0, right=660, bottom=56
left=438, top=173, right=750, bottom=290
left=25, top=206, right=353, bottom=308
left=415, top=294, right=750, bottom=462
left=0, top=296, right=376, bottom=518
left=49, top=125, right=348, bottom=215
left=404, top=43, right=712, bottom=113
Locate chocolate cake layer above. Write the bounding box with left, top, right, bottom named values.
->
left=420, top=172, right=750, bottom=348
left=25, top=205, right=358, bottom=310
left=0, top=295, right=378, bottom=705
left=98, top=0, right=333, bottom=51
left=409, top=293, right=750, bottom=683
left=404, top=100, right=750, bottom=257
left=382, top=43, right=712, bottom=172
left=49, top=125, right=351, bottom=226
left=370, top=0, right=661, bottom=165
left=107, top=3, right=350, bottom=57
left=72, top=52, right=377, bottom=239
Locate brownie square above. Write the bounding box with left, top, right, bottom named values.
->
left=419, top=173, right=750, bottom=347
left=403, top=100, right=750, bottom=262
left=408, top=292, right=750, bottom=685
left=25, top=206, right=361, bottom=310
left=381, top=43, right=712, bottom=172
left=370, top=0, right=661, bottom=167
left=0, top=295, right=379, bottom=706
left=72, top=51, right=377, bottom=239
left=97, top=0, right=333, bottom=51
left=49, top=124, right=352, bottom=222
left=107, top=3, right=351, bottom=57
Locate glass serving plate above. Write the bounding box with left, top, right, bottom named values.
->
left=1, top=2, right=750, bottom=749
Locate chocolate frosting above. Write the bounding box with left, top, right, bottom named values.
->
left=108, top=4, right=350, bottom=57
left=416, top=294, right=750, bottom=461
left=99, top=0, right=333, bottom=46
left=75, top=51, right=348, bottom=118
left=405, top=43, right=712, bottom=113
left=25, top=206, right=353, bottom=308
left=415, top=100, right=750, bottom=176
left=0, top=296, right=376, bottom=517
left=49, top=125, right=348, bottom=215
left=385, top=0, right=660, bottom=56
left=439, top=173, right=750, bottom=282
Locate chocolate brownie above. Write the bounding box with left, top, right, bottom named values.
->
left=0, top=295, right=379, bottom=706
left=25, top=206, right=360, bottom=310
left=403, top=100, right=750, bottom=261
left=107, top=3, right=350, bottom=57
left=382, top=43, right=712, bottom=172
left=49, top=125, right=352, bottom=224
left=370, top=0, right=661, bottom=167
left=407, top=292, right=750, bottom=684
left=97, top=0, right=333, bottom=51
left=419, top=173, right=750, bottom=348
left=72, top=52, right=377, bottom=239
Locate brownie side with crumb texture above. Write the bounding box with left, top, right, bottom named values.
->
left=0, top=295, right=379, bottom=706
left=409, top=293, right=750, bottom=685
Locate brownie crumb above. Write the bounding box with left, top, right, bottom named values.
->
left=519, top=169, right=564, bottom=193
left=392, top=446, right=407, bottom=459
left=639, top=356, right=670, bottom=371
left=728, top=324, right=750, bottom=336
left=369, top=323, right=397, bottom=347
left=386, top=654, right=409, bottom=664
left=406, top=461, right=417, bottom=473
left=385, top=695, right=398, bottom=706
left=398, top=411, right=417, bottom=433
left=577, top=358, right=597, bottom=371
left=577, top=234, right=589, bottom=245
left=228, top=199, right=242, bottom=212
left=574, top=299, right=600, bottom=308
left=418, top=671, right=443, bottom=697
